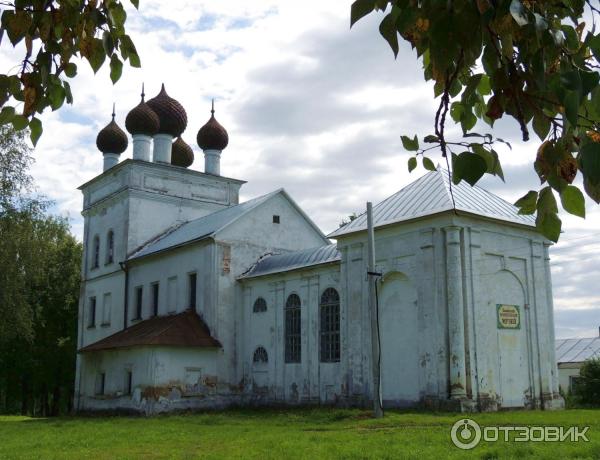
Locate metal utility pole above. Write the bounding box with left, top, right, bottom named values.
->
left=367, top=202, right=383, bottom=418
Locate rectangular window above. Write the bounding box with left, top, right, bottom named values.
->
left=188, top=272, right=197, bottom=310
left=273, top=215, right=280, bottom=224
left=95, top=372, right=105, bottom=396
left=102, top=293, right=112, bottom=326
left=88, top=297, right=96, bottom=328
left=125, top=370, right=133, bottom=395
left=134, top=286, right=143, bottom=320
left=167, top=276, right=177, bottom=313
left=152, top=283, right=159, bottom=317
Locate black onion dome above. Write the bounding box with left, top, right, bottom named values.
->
left=146, top=84, right=187, bottom=137
left=96, top=115, right=128, bottom=154
left=197, top=102, right=229, bottom=151
left=125, top=91, right=159, bottom=136
left=171, top=137, right=194, bottom=168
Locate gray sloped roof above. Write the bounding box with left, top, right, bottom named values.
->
left=128, top=189, right=281, bottom=260
left=555, top=337, right=600, bottom=363
left=328, top=168, right=536, bottom=238
left=239, top=244, right=340, bottom=279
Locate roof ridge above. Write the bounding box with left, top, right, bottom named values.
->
left=128, top=221, right=189, bottom=259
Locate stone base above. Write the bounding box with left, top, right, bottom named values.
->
left=542, top=392, right=565, bottom=410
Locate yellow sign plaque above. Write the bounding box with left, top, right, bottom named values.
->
left=497, top=304, right=520, bottom=329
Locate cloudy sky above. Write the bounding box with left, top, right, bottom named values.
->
left=1, top=1, right=598, bottom=338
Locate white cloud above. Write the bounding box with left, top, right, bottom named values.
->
left=2, top=0, right=599, bottom=338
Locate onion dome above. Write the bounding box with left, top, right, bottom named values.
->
left=96, top=106, right=128, bottom=154
left=196, top=100, right=229, bottom=151
left=146, top=84, right=187, bottom=137
left=171, top=137, right=194, bottom=168
left=125, top=84, right=159, bottom=136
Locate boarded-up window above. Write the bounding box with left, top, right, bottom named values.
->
left=167, top=276, right=177, bottom=313
left=285, top=294, right=301, bottom=363
left=102, top=293, right=111, bottom=326
left=320, top=288, right=340, bottom=362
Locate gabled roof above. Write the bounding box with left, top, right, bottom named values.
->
left=328, top=168, right=536, bottom=238
left=128, top=188, right=326, bottom=261
left=555, top=337, right=600, bottom=363
left=240, top=244, right=340, bottom=279
left=79, top=309, right=221, bottom=353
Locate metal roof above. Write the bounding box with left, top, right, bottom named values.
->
left=555, top=337, right=600, bottom=363
left=328, top=168, right=536, bottom=238
left=79, top=309, right=221, bottom=353
left=240, top=244, right=340, bottom=279
left=128, top=189, right=281, bottom=260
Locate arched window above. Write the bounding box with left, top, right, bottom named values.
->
left=284, top=293, right=301, bottom=363
left=106, top=230, right=114, bottom=264
left=92, top=235, right=100, bottom=269
left=253, top=297, right=267, bottom=313
left=320, top=288, right=340, bottom=362
left=253, top=346, right=268, bottom=363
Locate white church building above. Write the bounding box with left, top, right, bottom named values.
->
left=74, top=85, right=564, bottom=413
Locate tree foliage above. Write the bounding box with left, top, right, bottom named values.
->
left=574, top=357, right=600, bottom=405
left=0, top=126, right=81, bottom=415
left=352, top=0, right=600, bottom=241
left=0, top=0, right=140, bottom=146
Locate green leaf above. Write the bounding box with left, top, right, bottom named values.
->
left=64, top=81, right=73, bottom=104
left=11, top=114, right=28, bottom=130
left=350, top=0, right=375, bottom=27
left=422, top=157, right=436, bottom=172
left=560, top=185, right=585, bottom=218
left=515, top=191, right=538, bottom=215
left=537, top=186, right=558, bottom=214
left=583, top=177, right=600, bottom=204
left=423, top=135, right=439, bottom=143
left=0, top=106, right=15, bottom=125
left=29, top=117, right=43, bottom=146
left=579, top=142, right=600, bottom=185
left=130, top=0, right=139, bottom=8
left=120, top=35, right=141, bottom=68
left=102, top=31, right=114, bottom=55
left=510, top=0, right=528, bottom=26
left=452, top=152, right=487, bottom=186
left=379, top=11, right=399, bottom=58
left=401, top=135, right=419, bottom=151
left=563, top=90, right=579, bottom=127
left=86, top=38, right=106, bottom=73
left=64, top=62, right=77, bottom=78
left=536, top=211, right=562, bottom=242
left=560, top=69, right=581, bottom=92
left=408, top=157, right=417, bottom=173
left=48, top=83, right=66, bottom=111
left=532, top=113, right=550, bottom=141
left=110, top=55, right=123, bottom=84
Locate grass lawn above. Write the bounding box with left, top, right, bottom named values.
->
left=1, top=408, right=599, bottom=459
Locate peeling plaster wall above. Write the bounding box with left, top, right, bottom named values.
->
left=79, top=346, right=225, bottom=414
left=240, top=264, right=342, bottom=405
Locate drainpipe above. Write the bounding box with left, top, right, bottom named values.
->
left=119, top=261, right=129, bottom=330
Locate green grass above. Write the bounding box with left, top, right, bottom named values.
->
left=1, top=408, right=599, bottom=459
